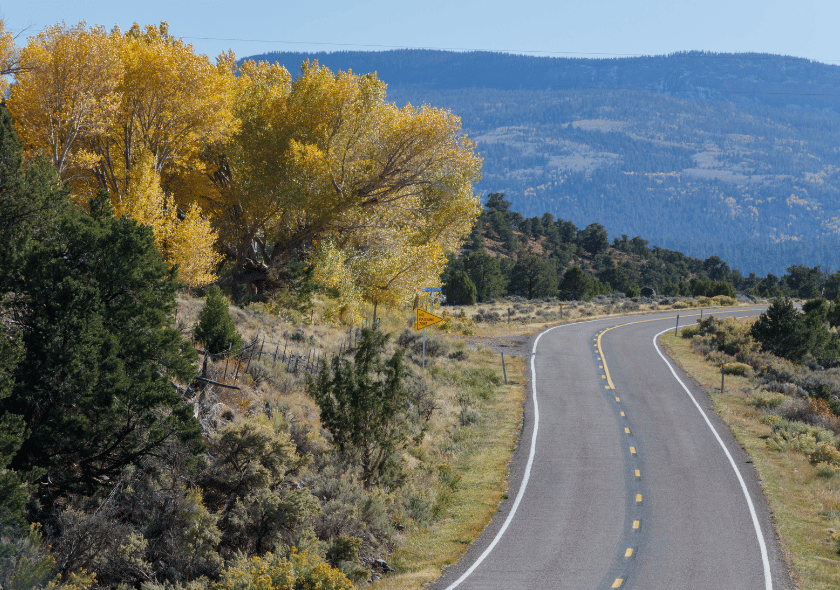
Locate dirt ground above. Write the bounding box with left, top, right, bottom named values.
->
left=468, top=334, right=532, bottom=357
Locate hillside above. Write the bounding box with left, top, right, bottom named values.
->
left=440, top=193, right=840, bottom=304
left=244, top=50, right=840, bottom=276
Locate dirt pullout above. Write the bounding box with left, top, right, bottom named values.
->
left=469, top=334, right=531, bottom=357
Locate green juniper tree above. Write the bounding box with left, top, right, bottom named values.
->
left=443, top=270, right=477, bottom=305
left=308, top=328, right=412, bottom=489
left=463, top=249, right=506, bottom=302
left=2, top=190, right=202, bottom=501
left=508, top=253, right=558, bottom=299
left=559, top=265, right=594, bottom=300
left=193, top=285, right=243, bottom=354
left=750, top=297, right=839, bottom=365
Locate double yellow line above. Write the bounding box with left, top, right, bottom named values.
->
left=595, top=307, right=764, bottom=391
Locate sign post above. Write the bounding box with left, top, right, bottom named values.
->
left=418, top=288, right=442, bottom=377
left=721, top=363, right=726, bottom=394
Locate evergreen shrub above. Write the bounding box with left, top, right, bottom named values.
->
left=194, top=286, right=243, bottom=354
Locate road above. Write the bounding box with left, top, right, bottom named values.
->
left=432, top=308, right=789, bottom=590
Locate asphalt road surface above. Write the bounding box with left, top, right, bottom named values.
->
left=432, top=308, right=790, bottom=590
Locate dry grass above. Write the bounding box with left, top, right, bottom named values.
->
left=661, top=329, right=840, bottom=590
left=370, top=353, right=525, bottom=590
left=177, top=290, right=527, bottom=587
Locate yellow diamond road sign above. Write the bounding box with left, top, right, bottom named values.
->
left=416, top=308, right=444, bottom=330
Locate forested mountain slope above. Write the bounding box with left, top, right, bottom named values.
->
left=245, top=50, right=840, bottom=275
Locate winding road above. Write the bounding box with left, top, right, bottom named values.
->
left=432, top=308, right=789, bottom=590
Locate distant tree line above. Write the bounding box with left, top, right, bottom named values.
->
left=441, top=193, right=840, bottom=304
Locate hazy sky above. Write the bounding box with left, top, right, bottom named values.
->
left=6, top=0, right=840, bottom=64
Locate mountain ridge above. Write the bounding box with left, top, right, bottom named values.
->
left=242, top=49, right=840, bottom=275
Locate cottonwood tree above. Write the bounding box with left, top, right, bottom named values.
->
left=0, top=21, right=23, bottom=98
left=203, top=60, right=481, bottom=311
left=8, top=22, right=230, bottom=286
left=9, top=25, right=481, bottom=299
left=8, top=22, right=122, bottom=183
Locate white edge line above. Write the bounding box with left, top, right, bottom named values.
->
left=442, top=324, right=550, bottom=589
left=653, top=326, right=772, bottom=590
left=443, top=317, right=616, bottom=589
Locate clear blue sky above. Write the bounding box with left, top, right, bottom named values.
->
left=6, top=0, right=840, bottom=64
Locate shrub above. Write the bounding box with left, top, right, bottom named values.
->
left=396, top=329, right=421, bottom=349
left=748, top=391, right=787, bottom=410
left=457, top=367, right=502, bottom=391
left=310, top=459, right=394, bottom=554
left=422, top=336, right=449, bottom=358
left=782, top=397, right=840, bottom=433
left=212, top=548, right=353, bottom=590
left=681, top=326, right=700, bottom=339
left=711, top=295, right=737, bottom=306
left=723, top=362, right=753, bottom=377
left=815, top=461, right=840, bottom=478
left=809, top=442, right=840, bottom=466
left=767, top=418, right=834, bottom=453
left=194, top=286, right=243, bottom=354
left=459, top=408, right=482, bottom=426
left=449, top=349, right=469, bottom=361
left=200, top=418, right=311, bottom=557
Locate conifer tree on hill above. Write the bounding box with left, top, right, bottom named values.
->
left=3, top=190, right=202, bottom=500
left=0, top=103, right=202, bottom=502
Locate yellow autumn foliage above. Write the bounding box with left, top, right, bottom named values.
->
left=8, top=22, right=122, bottom=183
left=213, top=548, right=353, bottom=590
left=208, top=59, right=481, bottom=310
left=9, top=24, right=481, bottom=300
left=8, top=21, right=234, bottom=287
left=0, top=20, right=19, bottom=96
left=117, top=150, right=222, bottom=287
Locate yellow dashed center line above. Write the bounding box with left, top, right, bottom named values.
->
left=620, top=411, right=626, bottom=417
left=612, top=578, right=625, bottom=588
left=624, top=547, right=634, bottom=558
left=636, top=494, right=643, bottom=504
left=624, top=427, right=631, bottom=435
left=596, top=308, right=768, bottom=395
left=632, top=520, right=640, bottom=530
left=634, top=469, right=641, bottom=479
left=630, top=446, right=636, bottom=455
